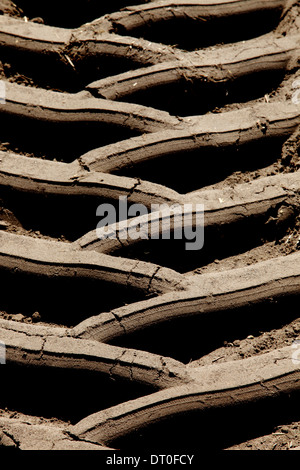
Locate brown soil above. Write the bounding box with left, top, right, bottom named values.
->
left=189, top=317, right=300, bottom=367
left=0, top=0, right=299, bottom=452
left=227, top=421, right=300, bottom=450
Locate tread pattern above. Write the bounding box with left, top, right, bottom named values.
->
left=0, top=0, right=299, bottom=451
